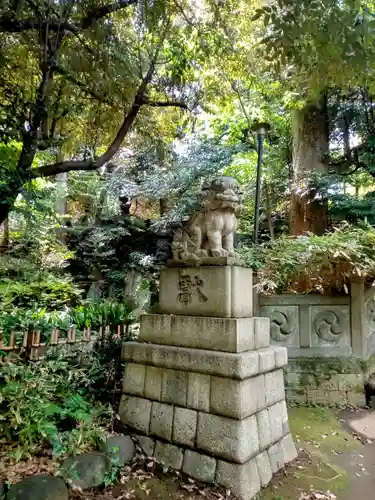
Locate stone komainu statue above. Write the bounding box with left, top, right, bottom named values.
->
left=171, top=176, right=243, bottom=263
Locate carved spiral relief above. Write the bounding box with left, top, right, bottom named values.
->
left=313, top=310, right=343, bottom=343
left=269, top=311, right=295, bottom=342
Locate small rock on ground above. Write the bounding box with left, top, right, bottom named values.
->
left=6, top=475, right=68, bottom=500
left=102, top=435, right=135, bottom=466
left=61, top=453, right=110, bottom=490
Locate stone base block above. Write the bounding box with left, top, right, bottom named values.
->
left=167, top=256, right=245, bottom=267
left=159, top=265, right=253, bottom=317
left=122, top=342, right=287, bottom=381
left=134, top=433, right=297, bottom=500
left=122, top=360, right=286, bottom=419
left=119, top=395, right=290, bottom=464
left=139, top=314, right=270, bottom=352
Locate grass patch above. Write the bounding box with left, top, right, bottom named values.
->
left=259, top=407, right=360, bottom=499
left=289, top=407, right=360, bottom=453
left=258, top=450, right=348, bottom=500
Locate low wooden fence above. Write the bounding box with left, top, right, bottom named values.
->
left=0, top=324, right=130, bottom=360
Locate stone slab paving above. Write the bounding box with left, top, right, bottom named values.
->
left=345, top=409, right=375, bottom=440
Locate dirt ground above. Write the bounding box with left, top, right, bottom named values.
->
left=4, top=406, right=375, bottom=500
left=67, top=406, right=375, bottom=500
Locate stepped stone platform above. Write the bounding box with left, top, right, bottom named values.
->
left=119, top=265, right=297, bottom=499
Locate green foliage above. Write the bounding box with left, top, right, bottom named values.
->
left=0, top=356, right=108, bottom=459
left=241, top=224, right=375, bottom=293
left=0, top=277, right=83, bottom=311
left=83, top=299, right=136, bottom=329
left=253, top=1, right=375, bottom=95
left=330, top=192, right=375, bottom=225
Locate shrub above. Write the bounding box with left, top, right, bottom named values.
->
left=240, top=223, right=375, bottom=294
left=0, top=355, right=108, bottom=459
left=0, top=277, right=83, bottom=311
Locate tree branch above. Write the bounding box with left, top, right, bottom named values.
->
left=0, top=0, right=137, bottom=34
left=80, top=0, right=138, bottom=29
left=34, top=22, right=179, bottom=179
left=144, top=99, right=188, bottom=109
left=35, top=101, right=141, bottom=177
left=0, top=17, right=76, bottom=33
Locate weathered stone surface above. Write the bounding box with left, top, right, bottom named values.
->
left=257, top=408, right=272, bottom=450
left=150, top=402, right=174, bottom=441
left=102, top=435, right=135, bottom=466
left=258, top=348, right=275, bottom=372
left=273, top=345, right=288, bottom=368
left=173, top=407, right=197, bottom=447
left=260, top=305, right=299, bottom=347
left=144, top=366, right=163, bottom=401
left=122, top=342, right=264, bottom=380
left=267, top=441, right=284, bottom=474
left=279, top=400, right=290, bottom=435
left=170, top=176, right=242, bottom=264
left=286, top=388, right=307, bottom=404
left=264, top=369, right=285, bottom=406
left=254, top=317, right=271, bottom=349
left=347, top=391, right=366, bottom=406
left=256, top=451, right=272, bottom=487
left=7, top=476, right=68, bottom=500
left=306, top=388, right=346, bottom=404
left=137, top=435, right=155, bottom=457
left=281, top=433, right=298, bottom=464
left=268, top=402, right=285, bottom=444
left=140, top=315, right=257, bottom=353
left=119, top=395, right=152, bottom=434
left=122, top=363, right=145, bottom=396
left=310, top=305, right=350, bottom=347
left=197, top=412, right=259, bottom=464
left=167, top=257, right=245, bottom=267
left=182, top=450, right=217, bottom=483
left=187, top=372, right=211, bottom=412
left=139, top=314, right=173, bottom=345
left=158, top=266, right=253, bottom=318
left=161, top=369, right=188, bottom=406
left=210, top=374, right=265, bottom=419
left=337, top=373, right=363, bottom=391
left=316, top=374, right=339, bottom=391
left=154, top=441, right=184, bottom=470
left=61, top=453, right=110, bottom=489
left=216, top=458, right=261, bottom=500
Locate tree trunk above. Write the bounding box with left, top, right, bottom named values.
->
left=0, top=216, right=9, bottom=253
left=0, top=175, right=27, bottom=226
left=159, top=198, right=168, bottom=216
left=0, top=133, right=39, bottom=226
left=290, top=93, right=329, bottom=235
left=0, top=205, right=10, bottom=228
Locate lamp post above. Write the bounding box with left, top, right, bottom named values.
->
left=252, top=121, right=270, bottom=244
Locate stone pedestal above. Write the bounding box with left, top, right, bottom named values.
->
left=119, top=265, right=297, bottom=499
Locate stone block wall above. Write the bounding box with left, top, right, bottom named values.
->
left=283, top=357, right=375, bottom=406
left=254, top=282, right=375, bottom=405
